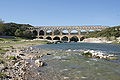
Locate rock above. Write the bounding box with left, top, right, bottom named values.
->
left=81, top=50, right=118, bottom=60
left=67, top=49, right=71, bottom=52
left=81, top=52, right=92, bottom=57
left=19, top=53, right=25, bottom=56
left=35, top=59, right=44, bottom=67
left=63, top=77, right=69, bottom=79
left=25, top=61, right=30, bottom=65
left=14, top=62, right=21, bottom=67
left=10, top=60, right=17, bottom=65
left=16, top=56, right=22, bottom=60
left=29, top=47, right=33, bottom=50
left=35, top=55, right=43, bottom=59
left=47, top=53, right=51, bottom=55
left=107, top=57, right=118, bottom=60
left=0, top=64, right=5, bottom=71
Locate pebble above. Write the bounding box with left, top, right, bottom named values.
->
left=64, top=77, right=69, bottom=79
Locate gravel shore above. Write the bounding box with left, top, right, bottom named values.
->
left=0, top=40, right=51, bottom=80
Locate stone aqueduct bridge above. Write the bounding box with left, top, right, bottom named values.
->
left=27, top=26, right=109, bottom=42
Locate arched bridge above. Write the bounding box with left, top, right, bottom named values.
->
left=27, top=26, right=109, bottom=42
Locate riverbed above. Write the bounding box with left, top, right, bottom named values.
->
left=32, top=42, right=120, bottom=80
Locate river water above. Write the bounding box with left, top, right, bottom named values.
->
left=33, top=42, right=120, bottom=80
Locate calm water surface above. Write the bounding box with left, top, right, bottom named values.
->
left=35, top=42, right=120, bottom=54
left=33, top=43, right=120, bottom=80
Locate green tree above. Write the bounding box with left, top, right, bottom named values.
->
left=15, top=29, right=23, bottom=37
left=0, top=23, right=5, bottom=35
left=22, top=31, right=32, bottom=39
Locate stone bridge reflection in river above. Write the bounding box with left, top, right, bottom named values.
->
left=27, top=26, right=109, bottom=42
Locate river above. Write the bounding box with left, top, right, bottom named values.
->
left=33, top=42, right=120, bottom=80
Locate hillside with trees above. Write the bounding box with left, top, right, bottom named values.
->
left=84, top=26, right=120, bottom=39
left=0, top=19, right=33, bottom=39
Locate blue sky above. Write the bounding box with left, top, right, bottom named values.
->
left=0, top=0, right=120, bottom=26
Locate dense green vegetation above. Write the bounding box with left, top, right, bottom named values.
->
left=84, top=26, right=120, bottom=39
left=0, top=72, right=7, bottom=78
left=0, top=19, right=33, bottom=39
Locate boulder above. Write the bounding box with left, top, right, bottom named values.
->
left=107, top=56, right=118, bottom=60
left=35, top=59, right=44, bottom=67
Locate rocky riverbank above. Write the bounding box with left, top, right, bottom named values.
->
left=1, top=40, right=120, bottom=80
left=82, top=37, right=120, bottom=43
left=0, top=40, right=50, bottom=80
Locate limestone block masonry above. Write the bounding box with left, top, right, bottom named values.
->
left=27, top=26, right=109, bottom=42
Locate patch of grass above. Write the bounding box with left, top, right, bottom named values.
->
left=0, top=37, right=26, bottom=41
left=7, top=56, right=16, bottom=60
left=0, top=48, right=8, bottom=54
left=0, top=59, right=4, bottom=64
left=112, top=41, right=120, bottom=44
left=0, top=38, right=4, bottom=41
left=81, top=52, right=92, bottom=57
left=0, top=72, right=7, bottom=78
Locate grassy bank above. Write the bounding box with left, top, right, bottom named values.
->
left=0, top=38, right=48, bottom=47
left=0, top=38, right=49, bottom=79
left=0, top=38, right=48, bottom=59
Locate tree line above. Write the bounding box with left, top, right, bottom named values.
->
left=0, top=19, right=34, bottom=39
left=85, top=26, right=120, bottom=39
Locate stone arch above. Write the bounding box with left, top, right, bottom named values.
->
left=46, top=36, right=52, bottom=40
left=61, top=36, right=68, bottom=41
left=70, top=36, right=79, bottom=42
left=62, top=30, right=69, bottom=35
left=46, top=30, right=52, bottom=35
left=70, top=30, right=78, bottom=35
left=39, top=30, right=44, bottom=35
left=53, top=36, right=60, bottom=40
left=32, top=30, right=38, bottom=38
left=39, top=37, right=44, bottom=39
left=80, top=37, right=85, bottom=41
left=54, top=30, right=60, bottom=35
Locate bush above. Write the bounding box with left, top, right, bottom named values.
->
left=81, top=52, right=92, bottom=57
left=8, top=56, right=16, bottom=60
left=0, top=48, right=7, bottom=54
left=0, top=72, right=7, bottom=78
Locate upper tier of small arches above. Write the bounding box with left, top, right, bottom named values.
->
left=27, top=26, right=109, bottom=30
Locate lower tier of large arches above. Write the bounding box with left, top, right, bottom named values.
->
left=38, top=36, right=85, bottom=42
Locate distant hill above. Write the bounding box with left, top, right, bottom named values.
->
left=85, top=26, right=120, bottom=38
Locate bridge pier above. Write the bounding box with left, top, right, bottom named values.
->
left=37, top=30, right=40, bottom=38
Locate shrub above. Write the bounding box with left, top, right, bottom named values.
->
left=0, top=72, right=7, bottom=78
left=8, top=56, right=16, bottom=60
left=81, top=52, right=92, bottom=57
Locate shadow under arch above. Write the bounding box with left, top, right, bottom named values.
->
left=32, top=30, right=37, bottom=38
left=80, top=37, right=85, bottom=41
left=39, top=30, right=44, bottom=35
left=53, top=36, right=60, bottom=40
left=70, top=36, right=79, bottom=42
left=61, top=36, right=68, bottom=41
left=46, top=36, right=52, bottom=40
left=39, top=37, right=44, bottom=39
